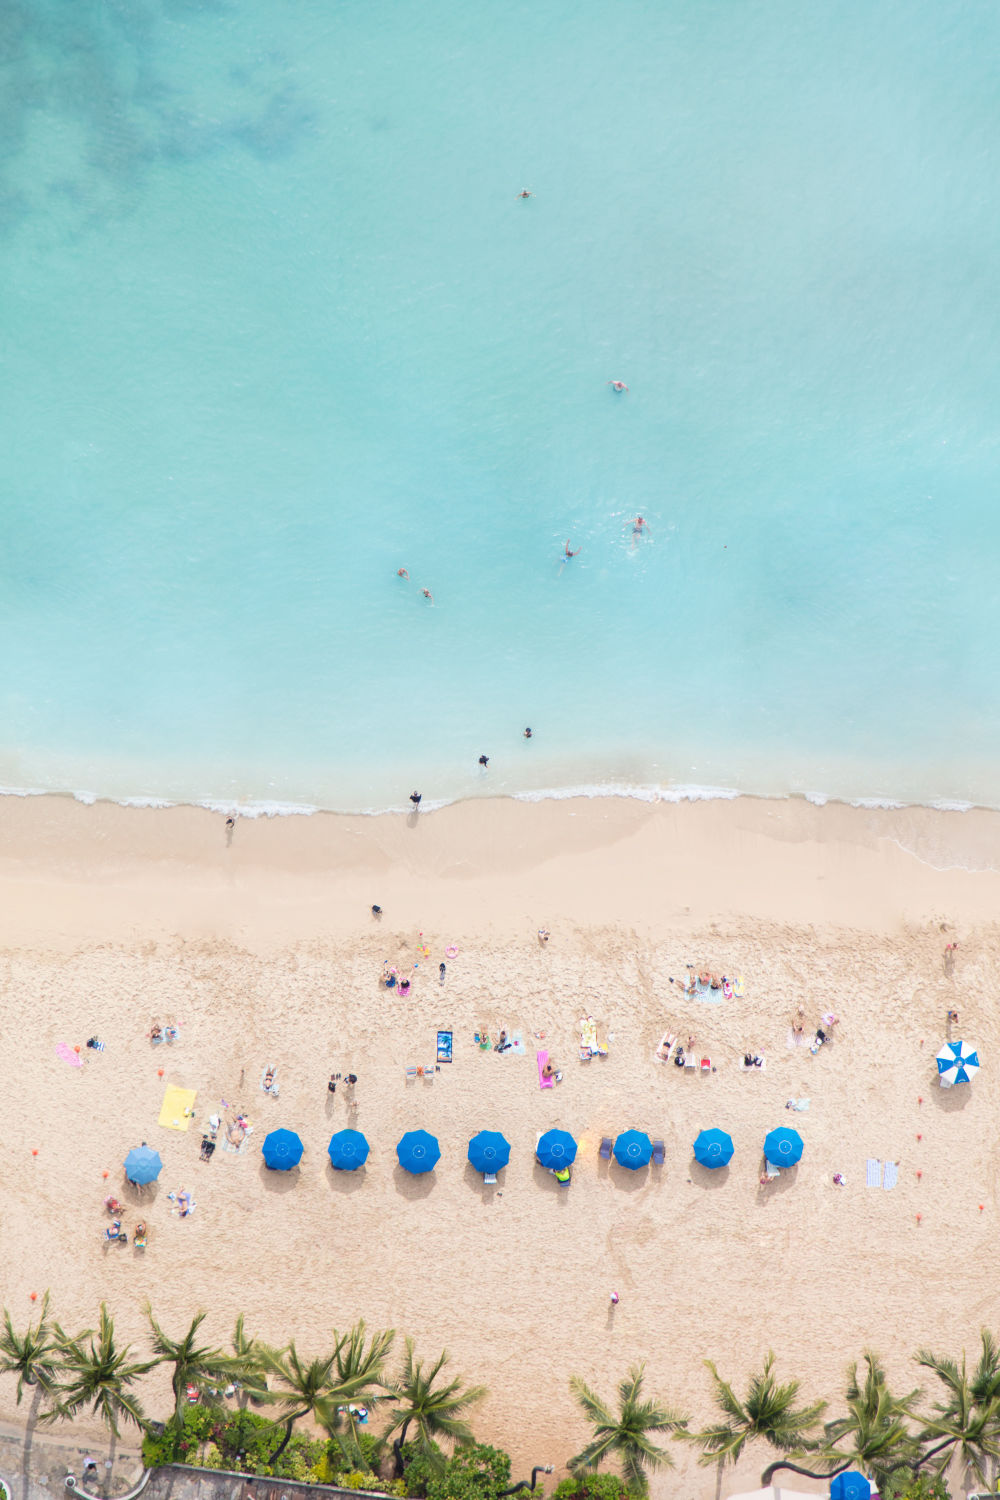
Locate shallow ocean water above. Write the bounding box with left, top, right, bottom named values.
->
left=2, top=1, right=999, bottom=811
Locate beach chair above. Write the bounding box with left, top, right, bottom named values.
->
left=652, top=1140, right=665, bottom=1166
left=764, top=1160, right=781, bottom=1179
left=684, top=1053, right=697, bottom=1071
left=405, top=1066, right=417, bottom=1082
left=483, top=1171, right=497, bottom=1185
left=425, top=1063, right=436, bottom=1079
left=599, top=1136, right=612, bottom=1160
left=700, top=1057, right=711, bottom=1072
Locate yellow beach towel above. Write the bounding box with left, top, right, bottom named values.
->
left=158, top=1085, right=197, bottom=1132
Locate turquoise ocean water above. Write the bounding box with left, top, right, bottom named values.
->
left=2, top=1, right=1000, bottom=813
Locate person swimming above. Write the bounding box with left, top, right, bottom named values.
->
left=516, top=189, right=533, bottom=198
left=608, top=380, right=629, bottom=392
left=564, top=541, right=579, bottom=558
left=397, top=567, right=409, bottom=579
left=421, top=588, right=434, bottom=603
left=523, top=727, right=533, bottom=739
left=478, top=754, right=489, bottom=767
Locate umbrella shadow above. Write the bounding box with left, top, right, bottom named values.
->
left=691, top=1161, right=730, bottom=1190
left=610, top=1164, right=649, bottom=1193
left=328, top=1163, right=367, bottom=1194
left=122, top=1177, right=162, bottom=1206
left=532, top=1160, right=573, bottom=1197
left=393, top=1164, right=436, bottom=1199
left=931, top=1080, right=973, bottom=1112
left=258, top=1161, right=301, bottom=1193
left=463, top=1160, right=503, bottom=1201
left=756, top=1161, right=799, bottom=1200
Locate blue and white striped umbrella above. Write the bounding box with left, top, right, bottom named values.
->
left=936, top=1039, right=980, bottom=1085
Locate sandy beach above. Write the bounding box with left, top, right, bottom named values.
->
left=2, top=792, right=999, bottom=1497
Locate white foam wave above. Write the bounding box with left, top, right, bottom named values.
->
left=513, top=782, right=743, bottom=805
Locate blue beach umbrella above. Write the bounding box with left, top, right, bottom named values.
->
left=536, top=1129, right=577, bottom=1169
left=613, top=1130, right=652, bottom=1169
left=467, top=1131, right=511, bottom=1173
left=830, top=1472, right=871, bottom=1500
left=327, top=1129, right=370, bottom=1171
left=763, top=1127, right=803, bottom=1166
left=396, top=1130, right=441, bottom=1175
left=262, top=1129, right=304, bottom=1171
left=936, top=1039, right=980, bottom=1086
left=693, top=1128, right=734, bottom=1168
left=124, top=1145, right=162, bottom=1185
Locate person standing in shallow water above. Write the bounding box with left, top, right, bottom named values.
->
left=478, top=755, right=489, bottom=768
left=410, top=791, right=422, bottom=808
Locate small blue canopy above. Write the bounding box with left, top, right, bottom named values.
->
left=327, top=1129, right=370, bottom=1171
left=397, top=1129, right=441, bottom=1175
left=262, top=1129, right=304, bottom=1171
left=536, top=1129, right=577, bottom=1168
left=613, top=1130, right=652, bottom=1169
left=764, top=1126, right=803, bottom=1166
left=467, top=1131, right=511, bottom=1173
left=830, top=1472, right=871, bottom=1500
left=124, top=1146, right=162, bottom=1185
left=693, top=1128, right=734, bottom=1168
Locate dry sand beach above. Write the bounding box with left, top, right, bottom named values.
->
left=2, top=793, right=1000, bottom=1497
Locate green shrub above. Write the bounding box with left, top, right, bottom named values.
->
left=425, top=1444, right=513, bottom=1500
left=879, top=1474, right=949, bottom=1500
left=553, top=1475, right=635, bottom=1500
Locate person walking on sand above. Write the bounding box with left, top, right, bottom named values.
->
left=610, top=1291, right=619, bottom=1305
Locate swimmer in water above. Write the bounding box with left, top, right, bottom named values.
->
left=478, top=755, right=489, bottom=767
left=630, top=516, right=650, bottom=547
left=608, top=380, right=629, bottom=393
left=397, top=568, right=409, bottom=579
left=564, top=541, right=579, bottom=558
left=516, top=189, right=533, bottom=199
left=523, top=727, right=533, bottom=739
left=421, top=588, right=434, bottom=603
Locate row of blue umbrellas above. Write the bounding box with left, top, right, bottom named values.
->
left=126, top=1125, right=804, bottom=1181
left=693, top=1126, right=804, bottom=1169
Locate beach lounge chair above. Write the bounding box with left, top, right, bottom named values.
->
left=684, top=1053, right=697, bottom=1070
left=764, top=1160, right=781, bottom=1179
left=599, top=1136, right=612, bottom=1160
left=700, top=1057, right=711, bottom=1072
left=405, top=1066, right=417, bottom=1082
left=652, top=1140, right=665, bottom=1166
left=483, top=1171, right=497, bottom=1185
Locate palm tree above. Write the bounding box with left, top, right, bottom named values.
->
left=915, top=1335, right=1000, bottom=1489
left=48, top=1304, right=151, bottom=1437
left=384, top=1339, right=486, bottom=1478
left=259, top=1341, right=343, bottom=1465
left=146, top=1307, right=242, bottom=1433
left=568, top=1364, right=686, bottom=1495
left=0, top=1293, right=62, bottom=1406
left=231, top=1315, right=269, bottom=1407
left=762, top=1351, right=918, bottom=1489
left=694, top=1352, right=825, bottom=1469
left=325, top=1321, right=395, bottom=1468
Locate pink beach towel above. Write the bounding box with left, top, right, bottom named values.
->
left=537, top=1051, right=554, bottom=1090
left=55, top=1042, right=83, bottom=1068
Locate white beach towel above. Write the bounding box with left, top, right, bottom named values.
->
left=785, top=1098, right=810, bottom=1111
left=866, top=1158, right=883, bottom=1188
left=883, top=1161, right=899, bottom=1190
left=738, top=1056, right=767, bottom=1072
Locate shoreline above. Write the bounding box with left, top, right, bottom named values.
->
left=2, top=789, right=999, bottom=1498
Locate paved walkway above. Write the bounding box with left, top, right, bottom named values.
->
left=0, top=1418, right=143, bottom=1500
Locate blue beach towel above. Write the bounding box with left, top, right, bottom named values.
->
left=883, top=1161, right=899, bottom=1190
left=436, top=1031, right=453, bottom=1064
left=866, top=1159, right=882, bottom=1188
left=695, top=984, right=724, bottom=1006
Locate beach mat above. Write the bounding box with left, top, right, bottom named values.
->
left=537, top=1051, right=553, bottom=1090
left=436, top=1030, right=453, bottom=1063
left=55, top=1042, right=83, bottom=1068
left=866, top=1158, right=883, bottom=1188
left=158, top=1086, right=197, bottom=1132
left=694, top=984, right=724, bottom=1005
left=220, top=1124, right=254, bottom=1155
left=509, top=1030, right=526, bottom=1055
